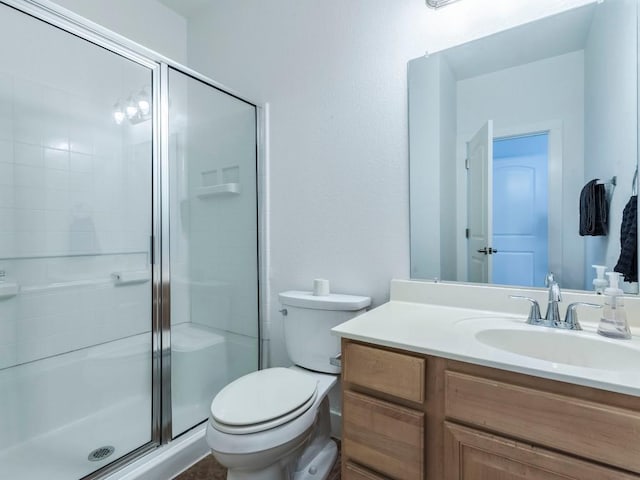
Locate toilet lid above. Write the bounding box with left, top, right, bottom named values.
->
left=211, top=368, right=318, bottom=433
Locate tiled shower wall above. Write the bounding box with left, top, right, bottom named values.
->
left=0, top=70, right=152, bottom=370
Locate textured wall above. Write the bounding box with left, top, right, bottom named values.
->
left=184, top=0, right=596, bottom=367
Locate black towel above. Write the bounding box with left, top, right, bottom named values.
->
left=579, top=179, right=608, bottom=236
left=614, top=195, right=638, bottom=282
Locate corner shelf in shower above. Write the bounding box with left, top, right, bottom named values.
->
left=196, top=183, right=241, bottom=198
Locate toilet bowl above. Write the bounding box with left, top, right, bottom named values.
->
left=206, top=289, right=371, bottom=480
left=207, top=367, right=337, bottom=480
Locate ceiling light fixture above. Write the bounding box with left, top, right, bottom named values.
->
left=112, top=86, right=152, bottom=125
left=125, top=96, right=138, bottom=119
left=136, top=89, right=150, bottom=116
left=113, top=101, right=125, bottom=125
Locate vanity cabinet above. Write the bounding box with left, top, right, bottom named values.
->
left=342, top=342, right=425, bottom=480
left=341, top=339, right=640, bottom=480
left=444, top=422, right=638, bottom=480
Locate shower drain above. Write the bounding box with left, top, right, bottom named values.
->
left=88, top=446, right=115, bottom=462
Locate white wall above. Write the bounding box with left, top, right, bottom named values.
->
left=183, top=0, right=599, bottom=367
left=50, top=0, right=188, bottom=63
left=187, top=0, right=424, bottom=367
left=456, top=51, right=585, bottom=289
left=584, top=0, right=638, bottom=289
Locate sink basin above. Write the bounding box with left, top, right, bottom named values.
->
left=475, top=328, right=640, bottom=371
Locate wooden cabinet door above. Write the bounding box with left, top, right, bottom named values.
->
left=343, top=462, right=388, bottom=480
left=343, top=390, right=424, bottom=480
left=445, top=370, right=640, bottom=473
left=444, top=422, right=638, bottom=480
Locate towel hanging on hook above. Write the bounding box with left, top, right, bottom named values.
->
left=579, top=179, right=608, bottom=236
left=614, top=166, right=639, bottom=282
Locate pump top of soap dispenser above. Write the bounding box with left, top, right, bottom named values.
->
left=592, top=265, right=608, bottom=294
left=605, top=271, right=624, bottom=297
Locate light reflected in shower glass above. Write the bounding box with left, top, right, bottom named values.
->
left=0, top=4, right=154, bottom=479
left=168, top=69, right=259, bottom=438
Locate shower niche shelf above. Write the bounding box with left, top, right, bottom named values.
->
left=196, top=183, right=241, bottom=198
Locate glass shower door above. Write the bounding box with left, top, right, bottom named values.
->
left=167, top=68, right=259, bottom=437
left=0, top=5, right=155, bottom=479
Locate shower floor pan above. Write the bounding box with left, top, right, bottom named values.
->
left=0, top=395, right=149, bottom=480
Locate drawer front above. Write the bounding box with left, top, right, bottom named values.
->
left=344, top=342, right=426, bottom=403
left=343, top=462, right=388, bottom=480
left=445, top=371, right=640, bottom=473
left=343, top=390, right=424, bottom=480
left=444, top=422, right=639, bottom=480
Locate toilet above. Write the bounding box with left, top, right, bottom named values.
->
left=206, top=289, right=371, bottom=480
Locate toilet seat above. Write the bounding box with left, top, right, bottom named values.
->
left=210, top=367, right=319, bottom=435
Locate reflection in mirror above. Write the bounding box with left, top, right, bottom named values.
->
left=409, top=0, right=639, bottom=293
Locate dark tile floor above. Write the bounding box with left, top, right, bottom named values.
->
left=173, top=441, right=341, bottom=480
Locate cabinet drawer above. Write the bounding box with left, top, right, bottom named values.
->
left=343, top=390, right=424, bottom=480
left=343, top=462, right=388, bottom=480
left=444, top=422, right=638, bottom=480
left=344, top=342, right=425, bottom=403
left=445, top=371, right=640, bottom=473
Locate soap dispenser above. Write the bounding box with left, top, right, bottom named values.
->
left=597, top=272, right=631, bottom=339
left=592, top=265, right=608, bottom=294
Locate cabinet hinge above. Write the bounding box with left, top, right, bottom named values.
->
left=465, top=158, right=470, bottom=170
left=465, top=228, right=469, bottom=239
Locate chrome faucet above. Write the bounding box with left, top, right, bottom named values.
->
left=510, top=273, right=601, bottom=330
left=544, top=273, right=562, bottom=324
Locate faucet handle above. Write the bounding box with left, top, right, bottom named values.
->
left=509, top=295, right=543, bottom=325
left=562, top=302, right=602, bottom=330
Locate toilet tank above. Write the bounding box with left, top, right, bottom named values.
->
left=279, top=291, right=371, bottom=374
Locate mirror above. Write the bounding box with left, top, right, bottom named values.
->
left=409, top=0, right=639, bottom=292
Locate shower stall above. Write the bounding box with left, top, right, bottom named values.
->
left=0, top=2, right=262, bottom=479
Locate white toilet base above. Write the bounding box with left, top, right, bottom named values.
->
left=208, top=369, right=339, bottom=480
left=293, top=439, right=337, bottom=480
left=225, top=460, right=292, bottom=480
left=224, top=439, right=337, bottom=480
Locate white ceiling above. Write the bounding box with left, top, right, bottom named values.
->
left=159, top=0, right=597, bottom=82
left=442, top=2, right=597, bottom=80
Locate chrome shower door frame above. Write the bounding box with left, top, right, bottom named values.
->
left=0, top=0, right=266, bottom=478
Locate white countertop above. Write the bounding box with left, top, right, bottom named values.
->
left=332, top=295, right=640, bottom=397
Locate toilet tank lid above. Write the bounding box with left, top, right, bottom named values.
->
left=279, top=291, right=371, bottom=311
